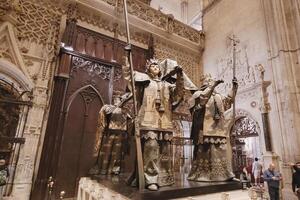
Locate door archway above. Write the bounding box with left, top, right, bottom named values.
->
left=231, top=114, right=261, bottom=177
left=55, top=85, right=104, bottom=198
left=0, top=78, right=32, bottom=196
left=0, top=80, right=21, bottom=161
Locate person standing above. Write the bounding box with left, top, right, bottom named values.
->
left=252, top=157, right=262, bottom=186
left=291, top=162, right=300, bottom=200
left=263, top=163, right=282, bottom=200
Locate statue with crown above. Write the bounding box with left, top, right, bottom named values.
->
left=122, top=57, right=198, bottom=191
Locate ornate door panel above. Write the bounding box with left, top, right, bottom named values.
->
left=32, top=23, right=149, bottom=199
left=68, top=56, right=111, bottom=103
left=231, top=116, right=260, bottom=176
left=55, top=86, right=103, bottom=198
left=53, top=55, right=113, bottom=198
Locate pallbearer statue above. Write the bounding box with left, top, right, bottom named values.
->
left=188, top=75, right=238, bottom=182
left=89, top=93, right=132, bottom=176
left=123, top=58, right=197, bottom=191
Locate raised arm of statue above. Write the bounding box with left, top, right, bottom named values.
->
left=97, top=106, right=109, bottom=133
left=223, top=77, right=238, bottom=111
left=189, top=79, right=224, bottom=112
left=171, top=66, right=184, bottom=109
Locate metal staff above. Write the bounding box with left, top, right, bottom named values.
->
left=228, top=35, right=239, bottom=122
left=228, top=35, right=239, bottom=171
left=122, top=0, right=145, bottom=190
left=233, top=37, right=236, bottom=120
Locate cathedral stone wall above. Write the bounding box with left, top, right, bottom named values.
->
left=202, top=0, right=300, bottom=199
left=153, top=36, right=202, bottom=86
left=0, top=0, right=65, bottom=198
left=202, top=0, right=272, bottom=152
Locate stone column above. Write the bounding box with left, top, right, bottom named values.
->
left=261, top=0, right=300, bottom=199
left=257, top=66, right=272, bottom=152
left=256, top=65, right=279, bottom=171
left=261, top=0, right=300, bottom=163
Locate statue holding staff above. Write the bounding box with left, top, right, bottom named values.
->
left=188, top=75, right=238, bottom=182
left=89, top=93, right=132, bottom=176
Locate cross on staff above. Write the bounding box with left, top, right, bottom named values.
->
left=228, top=34, right=239, bottom=122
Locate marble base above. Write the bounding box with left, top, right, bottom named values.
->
left=81, top=173, right=241, bottom=200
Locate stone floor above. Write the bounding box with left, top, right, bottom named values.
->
left=173, top=190, right=251, bottom=200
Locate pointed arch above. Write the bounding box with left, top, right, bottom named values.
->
left=231, top=108, right=261, bottom=137
left=0, top=22, right=32, bottom=89
left=0, top=59, right=33, bottom=92
left=235, top=108, right=260, bottom=124
left=65, top=84, right=104, bottom=112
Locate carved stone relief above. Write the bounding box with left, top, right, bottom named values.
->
left=0, top=0, right=17, bottom=17
left=79, top=0, right=204, bottom=45
left=17, top=0, right=62, bottom=45
left=231, top=116, right=261, bottom=138
left=75, top=4, right=150, bottom=46
left=124, top=0, right=168, bottom=29
left=138, top=0, right=152, bottom=5
left=0, top=1, right=8, bottom=16
left=153, top=37, right=201, bottom=86
left=0, top=38, right=13, bottom=63
left=216, top=41, right=263, bottom=96
left=126, top=0, right=204, bottom=44
left=14, top=0, right=66, bottom=83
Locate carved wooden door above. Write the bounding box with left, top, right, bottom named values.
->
left=32, top=23, right=149, bottom=199
left=55, top=86, right=103, bottom=198
left=53, top=55, right=112, bottom=198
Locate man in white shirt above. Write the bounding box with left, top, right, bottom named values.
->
left=252, top=157, right=263, bottom=186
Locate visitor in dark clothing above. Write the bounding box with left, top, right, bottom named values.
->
left=291, top=162, right=300, bottom=200
left=263, top=163, right=282, bottom=200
